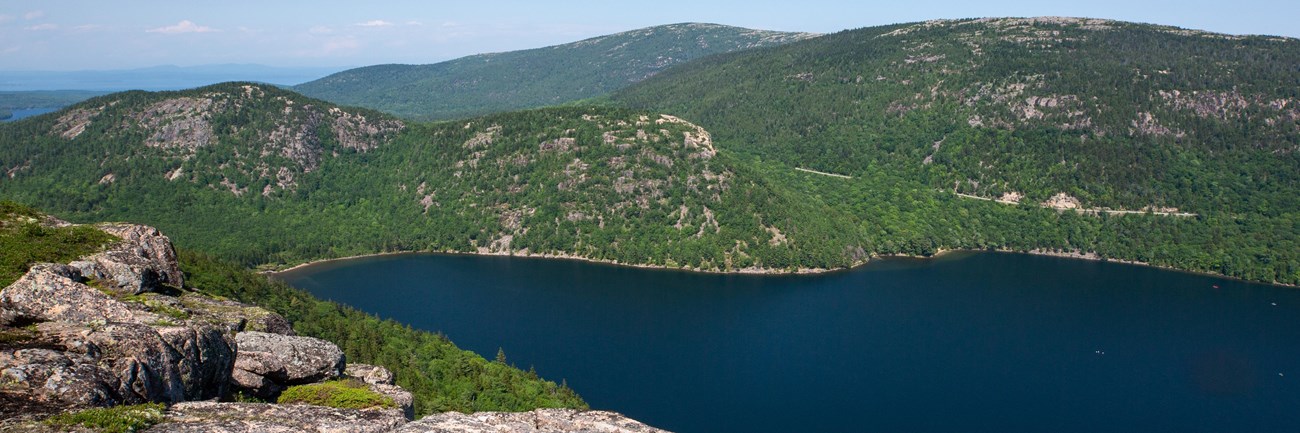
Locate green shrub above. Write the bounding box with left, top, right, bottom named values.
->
left=277, top=379, right=395, bottom=410
left=43, top=403, right=165, bottom=433
left=0, top=201, right=117, bottom=286
left=181, top=250, right=588, bottom=416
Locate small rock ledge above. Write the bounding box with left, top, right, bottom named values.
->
left=1, top=218, right=666, bottom=433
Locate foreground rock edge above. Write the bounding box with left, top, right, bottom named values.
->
left=0, top=217, right=667, bottom=432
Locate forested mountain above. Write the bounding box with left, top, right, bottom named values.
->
left=613, top=17, right=1300, bottom=214
left=2, top=18, right=1299, bottom=286
left=607, top=17, right=1300, bottom=284
left=0, top=82, right=863, bottom=272
left=295, top=23, right=817, bottom=121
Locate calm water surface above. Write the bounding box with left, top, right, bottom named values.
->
left=1, top=107, right=59, bottom=122
left=277, top=252, right=1300, bottom=433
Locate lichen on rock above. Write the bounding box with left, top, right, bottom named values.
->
left=141, top=401, right=406, bottom=433
left=230, top=332, right=345, bottom=400
left=394, top=409, right=671, bottom=433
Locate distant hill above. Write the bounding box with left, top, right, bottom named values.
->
left=0, top=90, right=111, bottom=114
left=294, top=23, right=818, bottom=121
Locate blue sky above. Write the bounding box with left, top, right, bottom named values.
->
left=2, top=0, right=1296, bottom=70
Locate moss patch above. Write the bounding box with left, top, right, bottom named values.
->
left=0, top=201, right=117, bottom=287
left=0, top=327, right=35, bottom=345
left=277, top=379, right=395, bottom=410
left=43, top=403, right=165, bottom=433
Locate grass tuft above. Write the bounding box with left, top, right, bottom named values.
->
left=43, top=403, right=165, bottom=433
left=277, top=379, right=395, bottom=410
left=0, top=201, right=117, bottom=287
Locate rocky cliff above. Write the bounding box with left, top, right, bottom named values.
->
left=0, top=218, right=665, bottom=432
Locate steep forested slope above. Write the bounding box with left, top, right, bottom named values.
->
left=295, top=23, right=817, bottom=121
left=0, top=82, right=863, bottom=272
left=614, top=17, right=1300, bottom=214
left=610, top=17, right=1300, bottom=284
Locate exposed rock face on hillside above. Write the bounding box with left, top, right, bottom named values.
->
left=48, top=83, right=405, bottom=198
left=613, top=17, right=1300, bottom=214
left=441, top=114, right=735, bottom=252
left=410, top=110, right=833, bottom=272
left=0, top=217, right=669, bottom=432
left=869, top=17, right=1300, bottom=144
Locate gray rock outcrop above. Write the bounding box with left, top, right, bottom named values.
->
left=142, top=401, right=406, bottom=433
left=393, top=409, right=671, bottom=433
left=175, top=294, right=295, bottom=335
left=231, top=332, right=345, bottom=399
left=0, top=321, right=236, bottom=411
left=347, top=363, right=395, bottom=385
left=36, top=320, right=235, bottom=404
left=0, top=218, right=667, bottom=433
left=70, top=223, right=183, bottom=295
left=0, top=348, right=117, bottom=408
left=0, top=264, right=138, bottom=326
left=0, top=221, right=235, bottom=411
left=371, top=383, right=415, bottom=421
left=347, top=364, right=414, bottom=420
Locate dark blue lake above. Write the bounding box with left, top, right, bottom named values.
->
left=0, top=107, right=59, bottom=122
left=277, top=251, right=1300, bottom=433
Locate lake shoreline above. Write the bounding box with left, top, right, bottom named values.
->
left=268, top=249, right=842, bottom=277
left=266, top=247, right=1296, bottom=288
left=1012, top=248, right=1298, bottom=289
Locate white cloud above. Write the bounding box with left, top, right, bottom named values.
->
left=308, top=25, right=334, bottom=34
left=324, top=37, right=360, bottom=51
left=24, top=23, right=58, bottom=31
left=24, top=10, right=44, bottom=20
left=354, top=20, right=394, bottom=27
left=0, top=14, right=14, bottom=24
left=295, top=36, right=361, bottom=58
left=406, top=21, right=424, bottom=26
left=147, top=20, right=218, bottom=34
left=72, top=24, right=103, bottom=32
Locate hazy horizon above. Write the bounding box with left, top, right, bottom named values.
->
left=2, top=1, right=1298, bottom=71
